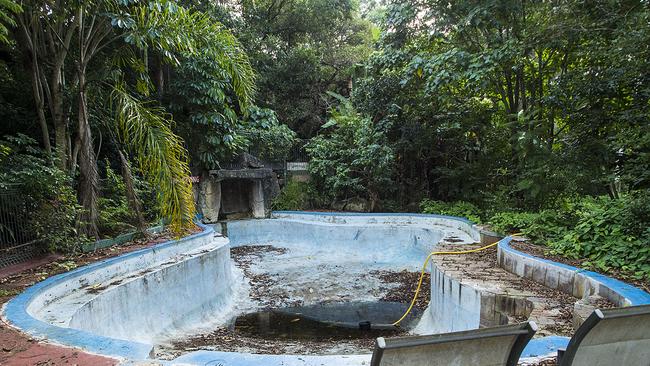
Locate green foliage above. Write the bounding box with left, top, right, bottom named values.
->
left=548, top=194, right=650, bottom=281
left=307, top=94, right=394, bottom=209
left=352, top=0, right=650, bottom=208
left=118, top=0, right=257, bottom=173
left=487, top=211, right=567, bottom=241
left=485, top=194, right=650, bottom=281
left=111, top=84, right=195, bottom=234
left=272, top=181, right=311, bottom=211
left=221, top=0, right=373, bottom=137
left=0, top=0, right=20, bottom=43
left=167, top=52, right=250, bottom=169
left=0, top=135, right=87, bottom=252
left=30, top=184, right=87, bottom=253
left=420, top=199, right=483, bottom=224
left=98, top=162, right=135, bottom=237
left=242, top=106, right=297, bottom=162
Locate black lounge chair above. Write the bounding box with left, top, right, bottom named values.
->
left=557, top=304, right=650, bottom=366
left=370, top=321, right=537, bottom=366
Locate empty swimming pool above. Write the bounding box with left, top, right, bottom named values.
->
left=7, top=211, right=644, bottom=365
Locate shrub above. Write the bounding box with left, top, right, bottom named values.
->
left=242, top=107, right=297, bottom=162
left=30, top=185, right=87, bottom=253
left=548, top=193, right=650, bottom=280
left=272, top=180, right=311, bottom=211
left=98, top=161, right=137, bottom=237
left=272, top=180, right=329, bottom=211
left=0, top=134, right=88, bottom=252
left=486, top=193, right=650, bottom=281
left=420, top=199, right=483, bottom=224
left=307, top=93, right=394, bottom=211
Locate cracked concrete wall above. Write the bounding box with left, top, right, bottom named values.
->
left=197, top=177, right=221, bottom=223
left=427, top=263, right=533, bottom=334
left=427, top=263, right=482, bottom=334
left=272, top=212, right=481, bottom=242
left=226, top=218, right=446, bottom=260
left=498, top=238, right=650, bottom=306
left=22, top=226, right=236, bottom=346
left=68, top=240, right=234, bottom=343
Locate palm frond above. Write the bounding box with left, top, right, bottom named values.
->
left=110, top=83, right=195, bottom=235
left=0, top=0, right=21, bottom=43
left=131, top=3, right=256, bottom=112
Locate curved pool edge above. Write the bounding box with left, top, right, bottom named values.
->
left=161, top=335, right=570, bottom=366
left=272, top=210, right=474, bottom=223
left=272, top=210, right=481, bottom=242
left=3, top=212, right=648, bottom=365
left=1, top=223, right=217, bottom=360
left=498, top=236, right=650, bottom=306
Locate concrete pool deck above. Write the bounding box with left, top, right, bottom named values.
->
left=2, top=212, right=649, bottom=365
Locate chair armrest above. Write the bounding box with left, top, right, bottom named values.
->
left=557, top=348, right=566, bottom=365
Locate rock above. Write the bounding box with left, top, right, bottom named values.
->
left=198, top=177, right=221, bottom=223
left=235, top=153, right=264, bottom=169
left=345, top=197, right=369, bottom=212
left=573, top=295, right=602, bottom=330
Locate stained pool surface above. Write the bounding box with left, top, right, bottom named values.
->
left=4, top=211, right=649, bottom=365
left=232, top=301, right=414, bottom=341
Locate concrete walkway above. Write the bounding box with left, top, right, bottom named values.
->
left=0, top=322, right=117, bottom=366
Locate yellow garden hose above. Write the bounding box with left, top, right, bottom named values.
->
left=392, top=234, right=522, bottom=326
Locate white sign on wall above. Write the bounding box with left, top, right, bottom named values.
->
left=287, top=162, right=309, bottom=171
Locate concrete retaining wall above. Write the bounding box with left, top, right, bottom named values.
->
left=427, top=262, right=482, bottom=333
left=3, top=224, right=235, bottom=359
left=272, top=211, right=481, bottom=242
left=498, top=237, right=650, bottom=306
left=68, top=240, right=233, bottom=343
left=27, top=227, right=216, bottom=315
left=227, top=218, right=445, bottom=261
left=427, top=261, right=532, bottom=334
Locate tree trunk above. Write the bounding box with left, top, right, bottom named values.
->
left=76, top=67, right=99, bottom=239
left=70, top=135, right=80, bottom=175
left=117, top=149, right=147, bottom=234
left=16, top=12, right=50, bottom=155
left=31, top=63, right=51, bottom=155
left=155, top=55, right=165, bottom=99
left=52, top=66, right=68, bottom=169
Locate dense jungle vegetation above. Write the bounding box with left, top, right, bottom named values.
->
left=0, top=0, right=649, bottom=282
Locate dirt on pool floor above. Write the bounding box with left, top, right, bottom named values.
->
left=230, top=245, right=293, bottom=307
left=0, top=229, right=180, bottom=366
left=155, top=244, right=425, bottom=358
left=160, top=241, right=616, bottom=361
left=371, top=269, right=431, bottom=310
left=162, top=319, right=405, bottom=357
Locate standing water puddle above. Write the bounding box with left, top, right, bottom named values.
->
left=232, top=301, right=422, bottom=341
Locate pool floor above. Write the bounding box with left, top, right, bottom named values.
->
left=154, top=243, right=430, bottom=358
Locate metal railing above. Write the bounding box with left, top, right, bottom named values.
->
left=0, top=186, right=43, bottom=268
left=288, top=139, right=309, bottom=163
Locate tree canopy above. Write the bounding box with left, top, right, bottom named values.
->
left=0, top=0, right=648, bottom=281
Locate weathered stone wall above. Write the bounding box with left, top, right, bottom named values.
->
left=498, top=237, right=650, bottom=306
left=426, top=262, right=532, bottom=334
left=197, top=176, right=221, bottom=223
left=197, top=167, right=281, bottom=220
